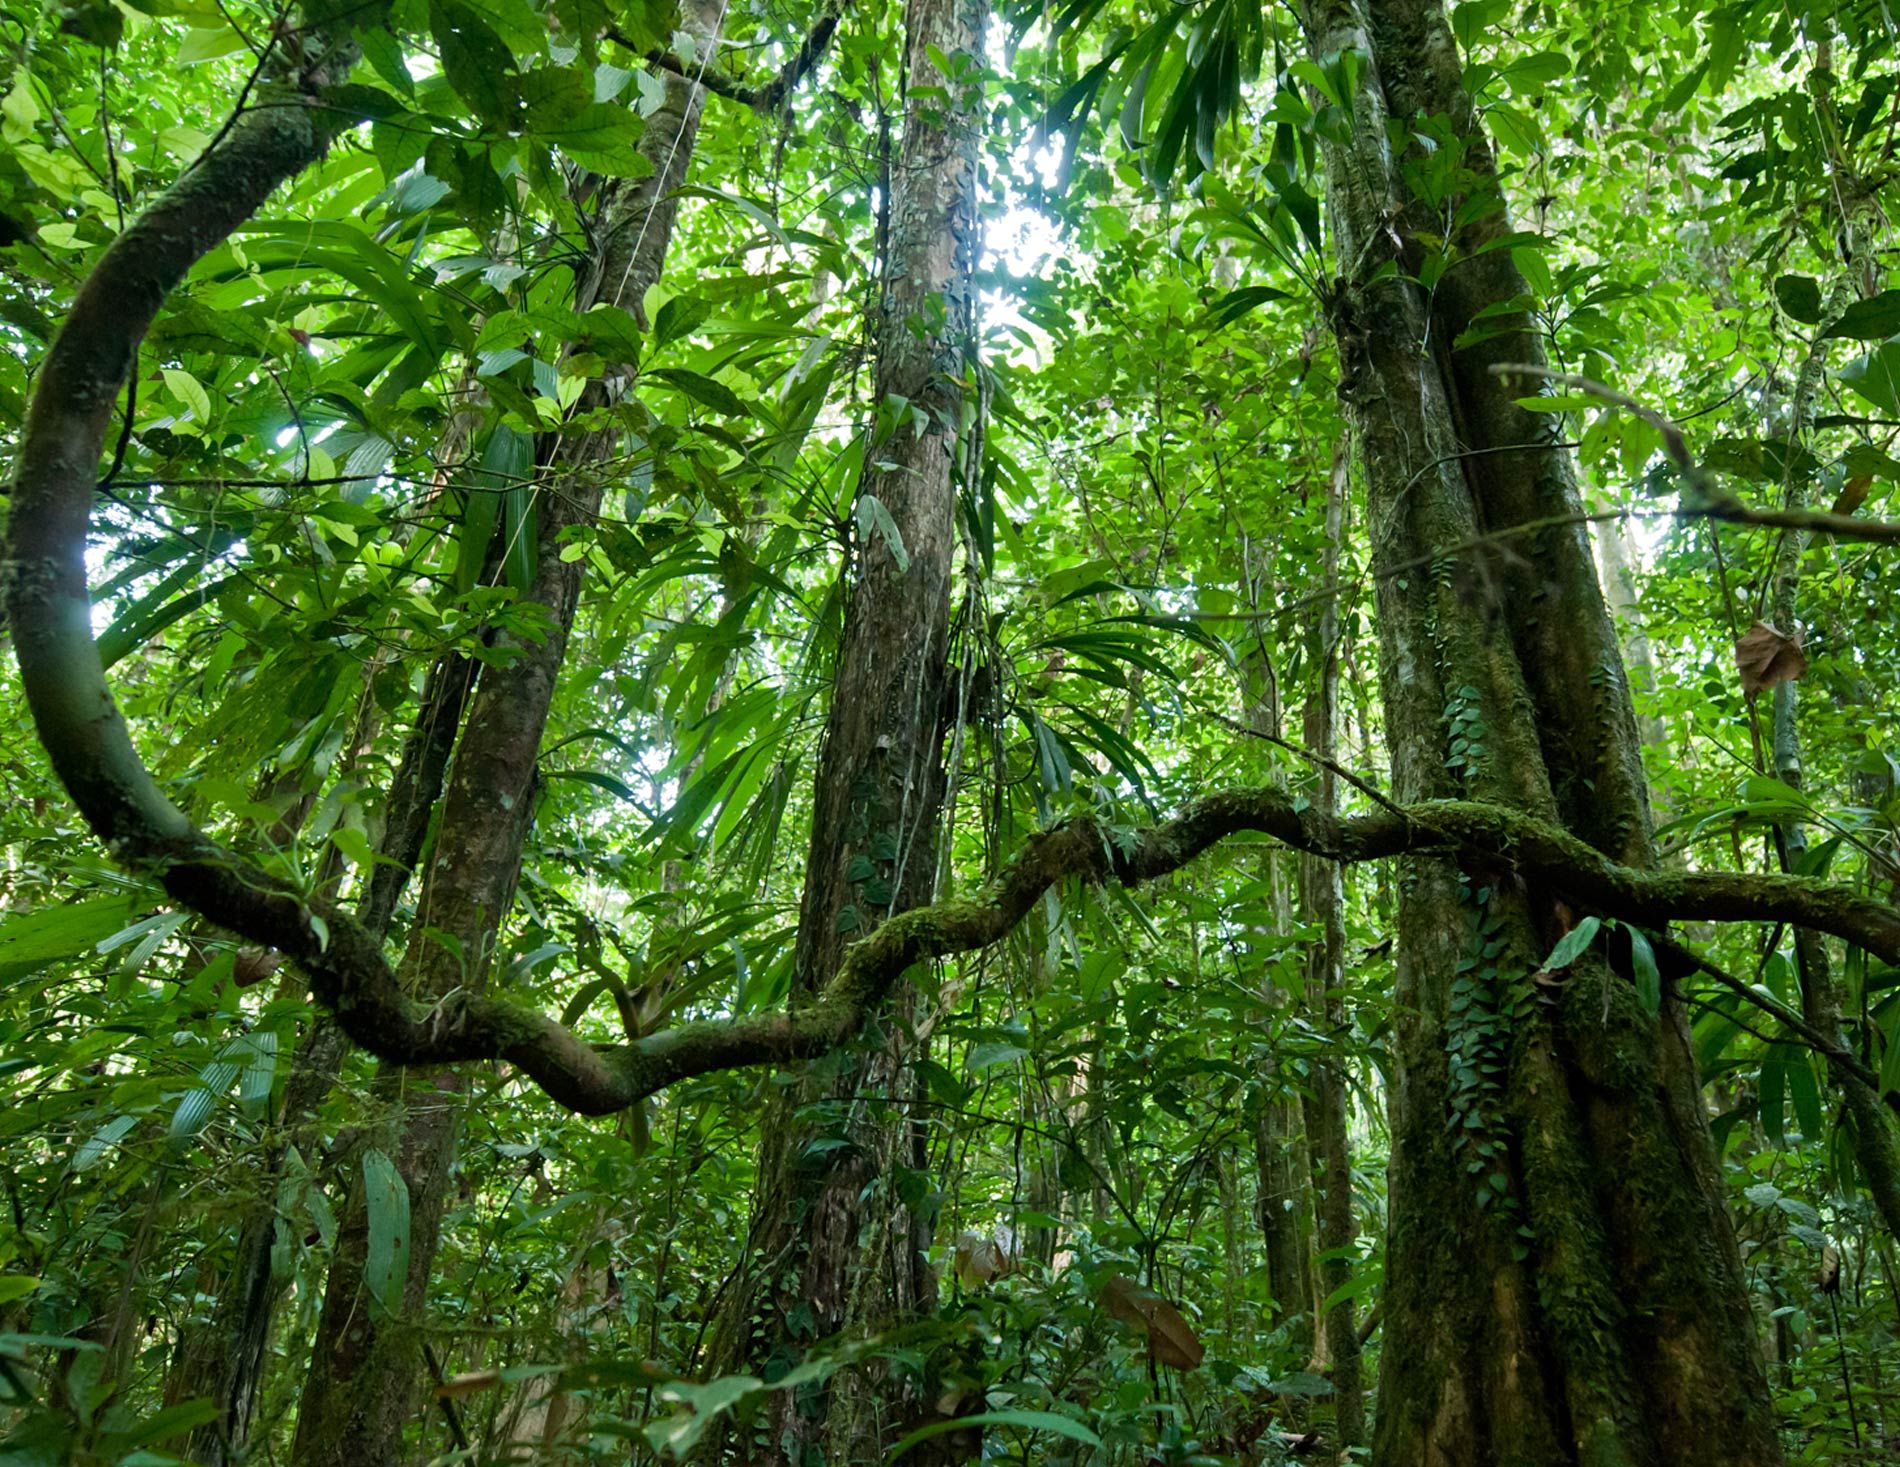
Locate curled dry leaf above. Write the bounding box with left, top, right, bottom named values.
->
left=1734, top=620, right=1807, bottom=699
left=434, top=1369, right=503, bottom=1399
left=1098, top=1273, right=1205, bottom=1370
left=952, top=1224, right=1019, bottom=1288
left=233, top=946, right=284, bottom=988
left=1831, top=474, right=1872, bottom=518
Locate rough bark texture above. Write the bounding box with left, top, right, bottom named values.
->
left=290, top=16, right=722, bottom=1460
left=700, top=0, right=981, bottom=1456
left=1298, top=449, right=1364, bottom=1455
left=1297, top=0, right=1784, bottom=1461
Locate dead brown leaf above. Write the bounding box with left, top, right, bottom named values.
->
left=1734, top=620, right=1807, bottom=699
left=1099, top=1274, right=1205, bottom=1370
left=952, top=1225, right=1017, bottom=1288
left=434, top=1369, right=503, bottom=1399
left=1831, top=474, right=1873, bottom=518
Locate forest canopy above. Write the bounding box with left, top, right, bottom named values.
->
left=2, top=0, right=1899, bottom=1463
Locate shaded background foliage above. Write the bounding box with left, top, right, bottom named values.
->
left=0, top=0, right=1898, bottom=1461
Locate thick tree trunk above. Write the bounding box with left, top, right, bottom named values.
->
left=290, top=19, right=722, bottom=1461
left=1298, top=0, right=1783, bottom=1461
left=699, top=0, right=981, bottom=1457
left=1298, top=448, right=1364, bottom=1455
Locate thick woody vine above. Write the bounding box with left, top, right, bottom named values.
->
left=10, top=12, right=1900, bottom=1124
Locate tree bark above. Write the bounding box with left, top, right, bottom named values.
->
left=290, top=14, right=723, bottom=1460
left=1239, top=643, right=1319, bottom=1344
left=700, top=0, right=981, bottom=1456
left=1297, top=0, right=1784, bottom=1460
left=164, top=652, right=474, bottom=1465
left=1298, top=446, right=1364, bottom=1455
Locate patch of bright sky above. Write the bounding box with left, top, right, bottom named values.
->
left=978, top=23, right=1069, bottom=369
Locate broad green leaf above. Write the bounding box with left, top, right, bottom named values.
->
left=74, top=1114, right=139, bottom=1172
left=429, top=0, right=518, bottom=126
left=546, top=104, right=655, bottom=176
left=1773, top=275, right=1823, bottom=325
left=362, top=1148, right=412, bottom=1314
left=1840, top=341, right=1900, bottom=415
left=1539, top=916, right=1601, bottom=971
left=0, top=895, right=139, bottom=981
left=887, top=1409, right=1101, bottom=1461
left=160, top=367, right=211, bottom=424
left=1820, top=291, right=1900, bottom=342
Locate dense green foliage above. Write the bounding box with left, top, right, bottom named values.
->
left=1, top=0, right=1899, bottom=1461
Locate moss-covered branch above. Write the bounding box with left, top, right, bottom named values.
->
left=10, top=17, right=1900, bottom=1119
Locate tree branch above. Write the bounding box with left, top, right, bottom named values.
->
left=1490, top=363, right=1900, bottom=544
left=11, top=19, right=1900, bottom=1125
left=609, top=1, right=844, bottom=113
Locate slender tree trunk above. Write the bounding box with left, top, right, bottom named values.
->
left=1237, top=630, right=1319, bottom=1346
left=164, top=652, right=475, bottom=1465
left=1763, top=47, right=1900, bottom=1242
left=1298, top=445, right=1364, bottom=1455
left=1255, top=1094, right=1316, bottom=1336
left=290, top=17, right=723, bottom=1460
left=1298, top=0, right=1783, bottom=1460
left=700, top=1, right=982, bottom=1458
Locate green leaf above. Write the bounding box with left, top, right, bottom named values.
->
left=1317, top=1261, right=1381, bottom=1319
left=362, top=1148, right=411, bottom=1315
left=1539, top=916, right=1601, bottom=971
left=1879, top=998, right=1900, bottom=1099
left=1840, top=341, right=1900, bottom=416
left=0, top=1276, right=40, bottom=1306
left=1820, top=291, right=1900, bottom=342
left=887, top=1409, right=1100, bottom=1461
left=168, top=1057, right=240, bottom=1147
left=1759, top=1048, right=1786, bottom=1148
left=0, top=895, right=139, bottom=981
left=74, top=1114, right=139, bottom=1172
left=160, top=366, right=211, bottom=424
left=644, top=1375, right=764, bottom=1455
left=1786, top=1048, right=1823, bottom=1141
left=1773, top=275, right=1823, bottom=325
left=652, top=368, right=748, bottom=417
left=654, top=294, right=711, bottom=349
left=967, top=1041, right=1028, bottom=1073
left=1207, top=284, right=1293, bottom=326
left=853, top=492, right=910, bottom=572
left=357, top=23, right=415, bottom=98
left=429, top=0, right=518, bottom=127
left=546, top=104, right=655, bottom=176
left=176, top=25, right=249, bottom=65
left=1625, top=926, right=1661, bottom=1014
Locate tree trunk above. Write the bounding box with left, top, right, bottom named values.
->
left=700, top=0, right=981, bottom=1457
left=1298, top=0, right=1783, bottom=1461
left=164, top=652, right=474, bottom=1465
left=1255, top=1094, right=1316, bottom=1336
left=1238, top=628, right=1319, bottom=1346
left=290, top=18, right=722, bottom=1460
left=1763, top=50, right=1900, bottom=1242
left=1298, top=445, right=1364, bottom=1455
